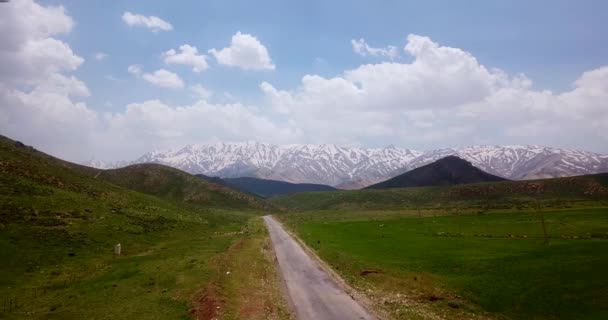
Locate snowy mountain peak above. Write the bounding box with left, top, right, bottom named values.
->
left=84, top=143, right=608, bottom=187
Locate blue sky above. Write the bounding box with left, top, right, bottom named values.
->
left=1, top=0, right=607, bottom=161
left=59, top=0, right=608, bottom=109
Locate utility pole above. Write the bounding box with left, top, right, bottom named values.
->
left=536, top=184, right=549, bottom=245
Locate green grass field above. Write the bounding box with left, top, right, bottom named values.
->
left=0, top=176, right=262, bottom=319
left=278, top=208, right=608, bottom=319
left=3, top=133, right=608, bottom=319
left=0, top=136, right=288, bottom=319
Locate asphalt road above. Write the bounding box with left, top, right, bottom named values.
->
left=264, top=215, right=374, bottom=320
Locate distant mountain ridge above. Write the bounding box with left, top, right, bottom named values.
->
left=85, top=143, right=608, bottom=187
left=196, top=175, right=336, bottom=198
left=367, top=156, right=508, bottom=189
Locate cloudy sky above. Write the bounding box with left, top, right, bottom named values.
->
left=1, top=0, right=607, bottom=162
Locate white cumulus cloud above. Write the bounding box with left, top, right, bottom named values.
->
left=95, top=99, right=300, bottom=159
left=163, top=44, right=209, bottom=72
left=261, top=34, right=608, bottom=151
left=0, top=0, right=82, bottom=86
left=209, top=32, right=275, bottom=70
left=2, top=3, right=608, bottom=165
left=260, top=81, right=293, bottom=114
left=94, top=52, right=108, bottom=61
left=122, top=11, right=173, bottom=32
left=127, top=64, right=142, bottom=75
left=190, top=84, right=213, bottom=100
left=0, top=0, right=96, bottom=161
left=141, top=69, right=184, bottom=89
left=351, top=38, right=399, bottom=60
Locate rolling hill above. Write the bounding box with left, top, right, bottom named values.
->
left=0, top=134, right=276, bottom=319
left=271, top=173, right=608, bottom=211
left=366, top=156, right=507, bottom=189
left=97, top=164, right=273, bottom=210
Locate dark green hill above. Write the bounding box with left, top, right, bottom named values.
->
left=196, top=176, right=337, bottom=198
left=0, top=135, right=269, bottom=211
left=98, top=164, right=272, bottom=210
left=0, top=134, right=272, bottom=318
left=367, top=155, right=507, bottom=189
left=195, top=173, right=228, bottom=186
left=272, top=173, right=608, bottom=211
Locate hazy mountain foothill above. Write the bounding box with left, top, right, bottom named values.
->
left=196, top=175, right=337, bottom=198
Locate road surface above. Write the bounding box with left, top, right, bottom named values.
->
left=264, top=215, right=374, bottom=320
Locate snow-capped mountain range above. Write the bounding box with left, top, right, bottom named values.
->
left=85, top=143, right=608, bottom=188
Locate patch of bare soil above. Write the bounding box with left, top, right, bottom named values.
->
left=189, top=238, right=246, bottom=320
left=190, top=282, right=225, bottom=320
left=360, top=269, right=384, bottom=276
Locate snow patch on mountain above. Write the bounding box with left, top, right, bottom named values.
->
left=83, top=143, right=608, bottom=187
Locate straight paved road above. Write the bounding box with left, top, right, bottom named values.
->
left=264, top=215, right=374, bottom=320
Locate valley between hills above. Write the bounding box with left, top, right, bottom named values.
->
left=1, top=134, right=607, bottom=320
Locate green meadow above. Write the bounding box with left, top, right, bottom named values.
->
left=0, top=136, right=289, bottom=320
left=3, top=132, right=608, bottom=320
left=272, top=174, right=608, bottom=212
left=278, top=208, right=608, bottom=319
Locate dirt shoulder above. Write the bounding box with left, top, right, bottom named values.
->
left=191, top=216, right=292, bottom=320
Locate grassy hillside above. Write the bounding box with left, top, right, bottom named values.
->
left=366, top=156, right=507, bottom=189
left=272, top=173, right=608, bottom=211
left=98, top=164, right=274, bottom=211
left=278, top=208, right=608, bottom=319
left=274, top=167, right=608, bottom=319
left=0, top=136, right=288, bottom=319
